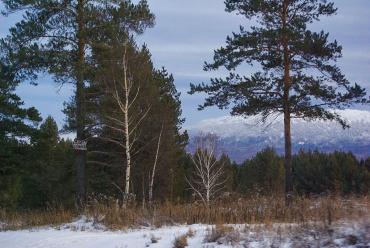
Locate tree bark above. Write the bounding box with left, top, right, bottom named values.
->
left=75, top=0, right=86, bottom=209
left=123, top=59, right=132, bottom=196
left=282, top=0, right=293, bottom=205
left=149, top=123, right=164, bottom=205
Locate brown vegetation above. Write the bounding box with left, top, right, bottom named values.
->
left=0, top=208, right=74, bottom=230
left=173, top=234, right=188, bottom=248
left=204, top=225, right=240, bottom=244
left=1, top=195, right=369, bottom=231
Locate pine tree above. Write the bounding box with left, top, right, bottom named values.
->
left=2, top=0, right=155, bottom=207
left=24, top=116, right=75, bottom=208
left=189, top=0, right=368, bottom=203
left=0, top=56, right=41, bottom=209
left=87, top=36, right=187, bottom=203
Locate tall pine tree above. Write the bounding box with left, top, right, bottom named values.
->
left=2, top=0, right=154, bottom=207
left=0, top=52, right=41, bottom=208
left=189, top=0, right=368, bottom=202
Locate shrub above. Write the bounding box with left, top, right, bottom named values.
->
left=204, top=225, right=239, bottom=245
left=173, top=234, right=188, bottom=248
left=186, top=228, right=195, bottom=238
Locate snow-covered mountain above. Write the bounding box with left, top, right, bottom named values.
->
left=187, top=109, right=370, bottom=162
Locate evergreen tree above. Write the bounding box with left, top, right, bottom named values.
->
left=235, top=148, right=284, bottom=195
left=292, top=150, right=370, bottom=195
left=86, top=37, right=187, bottom=203
left=0, top=57, right=41, bottom=209
left=2, top=0, right=155, bottom=207
left=22, top=116, right=74, bottom=208
left=189, top=0, right=368, bottom=202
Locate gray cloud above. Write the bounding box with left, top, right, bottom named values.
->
left=0, top=0, right=368, bottom=128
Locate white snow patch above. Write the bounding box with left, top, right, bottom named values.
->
left=60, top=215, right=106, bottom=231
left=188, top=109, right=370, bottom=147
left=0, top=224, right=209, bottom=248
left=1, top=221, right=369, bottom=248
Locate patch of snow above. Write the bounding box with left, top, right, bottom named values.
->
left=0, top=224, right=208, bottom=248
left=60, top=215, right=106, bottom=231
left=0, top=221, right=369, bottom=248
left=187, top=109, right=370, bottom=161
left=189, top=109, right=370, bottom=144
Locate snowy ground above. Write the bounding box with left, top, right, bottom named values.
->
left=0, top=216, right=369, bottom=248
left=0, top=225, right=208, bottom=248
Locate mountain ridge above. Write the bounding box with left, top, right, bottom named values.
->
left=187, top=109, right=370, bottom=163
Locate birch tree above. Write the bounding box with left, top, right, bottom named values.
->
left=102, top=47, right=150, bottom=198
left=148, top=123, right=164, bottom=205
left=187, top=133, right=227, bottom=207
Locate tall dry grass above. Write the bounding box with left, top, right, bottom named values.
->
left=0, top=208, right=75, bottom=230
left=1, top=195, right=369, bottom=230
left=85, top=195, right=370, bottom=229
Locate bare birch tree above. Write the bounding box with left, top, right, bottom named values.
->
left=102, top=47, right=150, bottom=198
left=186, top=133, right=227, bottom=207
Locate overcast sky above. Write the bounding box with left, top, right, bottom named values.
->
left=1, top=0, right=369, bottom=129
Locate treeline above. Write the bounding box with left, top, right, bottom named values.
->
left=0, top=115, right=187, bottom=209
left=233, top=148, right=370, bottom=196
left=2, top=124, right=370, bottom=210
left=0, top=38, right=189, bottom=209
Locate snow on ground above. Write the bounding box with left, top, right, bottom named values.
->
left=0, top=217, right=369, bottom=248
left=0, top=224, right=208, bottom=248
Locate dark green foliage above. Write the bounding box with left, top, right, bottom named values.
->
left=235, top=148, right=285, bottom=195
left=171, top=152, right=194, bottom=202
left=190, top=0, right=367, bottom=122
left=218, top=154, right=236, bottom=193
left=85, top=38, right=187, bottom=202
left=0, top=54, right=42, bottom=209
left=233, top=149, right=370, bottom=196
left=293, top=150, right=370, bottom=195
left=0, top=62, right=41, bottom=140
left=189, top=0, right=368, bottom=197
left=0, top=114, right=74, bottom=209
left=1, top=0, right=368, bottom=211
left=2, top=0, right=156, bottom=206
left=19, top=117, right=75, bottom=209
left=2, top=0, right=155, bottom=88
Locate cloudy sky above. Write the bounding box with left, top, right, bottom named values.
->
left=1, top=0, right=369, bottom=129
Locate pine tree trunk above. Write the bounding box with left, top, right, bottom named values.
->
left=283, top=108, right=293, bottom=202
left=75, top=0, right=86, bottom=209
left=282, top=0, right=293, bottom=205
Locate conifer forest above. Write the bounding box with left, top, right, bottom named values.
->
left=0, top=1, right=369, bottom=247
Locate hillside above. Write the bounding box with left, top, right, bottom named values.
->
left=188, top=109, right=370, bottom=162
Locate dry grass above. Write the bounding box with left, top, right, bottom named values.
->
left=204, top=225, right=239, bottom=244
left=1, top=195, right=369, bottom=231
left=87, top=195, right=370, bottom=229
left=0, top=208, right=75, bottom=230
left=173, top=234, right=188, bottom=248
left=186, top=227, right=195, bottom=238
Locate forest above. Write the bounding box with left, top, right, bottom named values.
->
left=0, top=0, right=369, bottom=247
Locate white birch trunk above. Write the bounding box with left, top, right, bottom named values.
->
left=149, top=123, right=164, bottom=204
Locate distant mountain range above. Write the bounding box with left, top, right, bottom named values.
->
left=187, top=109, right=370, bottom=163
